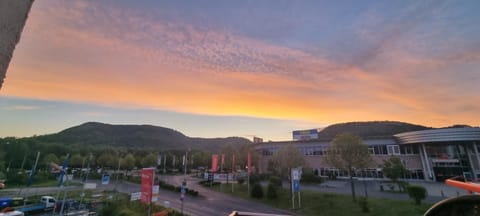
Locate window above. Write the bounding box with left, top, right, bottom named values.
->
left=387, top=145, right=400, bottom=155
left=400, top=145, right=416, bottom=155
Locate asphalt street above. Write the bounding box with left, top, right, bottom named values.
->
left=0, top=176, right=294, bottom=216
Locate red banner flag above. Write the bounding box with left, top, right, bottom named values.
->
left=141, top=168, right=155, bottom=204
left=211, top=154, right=218, bottom=173
left=247, top=151, right=252, bottom=176
left=221, top=154, right=225, bottom=171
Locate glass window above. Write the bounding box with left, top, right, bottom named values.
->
left=387, top=145, right=400, bottom=155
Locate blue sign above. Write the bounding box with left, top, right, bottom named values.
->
left=102, top=174, right=110, bottom=185
left=181, top=185, right=187, bottom=194
left=293, top=180, right=300, bottom=192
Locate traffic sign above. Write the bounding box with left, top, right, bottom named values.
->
left=101, top=174, right=110, bottom=185
left=293, top=180, right=300, bottom=192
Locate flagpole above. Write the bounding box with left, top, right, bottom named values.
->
left=231, top=154, right=235, bottom=193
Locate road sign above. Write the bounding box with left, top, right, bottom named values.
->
left=131, top=192, right=141, bottom=201
left=152, top=185, right=159, bottom=202
left=292, top=168, right=301, bottom=181
left=101, top=174, right=110, bottom=185
left=84, top=183, right=97, bottom=189
left=293, top=180, right=300, bottom=192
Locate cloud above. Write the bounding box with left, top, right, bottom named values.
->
left=3, top=0, right=479, bottom=128
left=4, top=105, right=41, bottom=110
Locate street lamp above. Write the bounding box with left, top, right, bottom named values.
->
left=181, top=148, right=191, bottom=214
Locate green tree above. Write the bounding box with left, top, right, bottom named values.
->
left=42, top=153, right=59, bottom=169
left=324, top=133, right=372, bottom=201
left=382, top=156, right=408, bottom=191
left=70, top=154, right=85, bottom=168
left=97, top=153, right=114, bottom=168
left=121, top=153, right=136, bottom=171
left=270, top=144, right=306, bottom=178
left=141, top=153, right=157, bottom=168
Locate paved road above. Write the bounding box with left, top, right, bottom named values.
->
left=153, top=175, right=294, bottom=216
left=1, top=177, right=294, bottom=216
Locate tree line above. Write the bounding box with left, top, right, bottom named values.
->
left=0, top=137, right=259, bottom=181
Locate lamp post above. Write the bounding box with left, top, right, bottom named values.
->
left=181, top=149, right=190, bottom=214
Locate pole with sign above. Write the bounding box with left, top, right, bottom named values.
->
left=291, top=167, right=301, bottom=209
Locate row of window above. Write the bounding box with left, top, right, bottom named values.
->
left=260, top=144, right=419, bottom=156
left=317, top=167, right=425, bottom=180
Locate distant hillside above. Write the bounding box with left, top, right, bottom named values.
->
left=317, top=121, right=431, bottom=140
left=34, top=122, right=251, bottom=151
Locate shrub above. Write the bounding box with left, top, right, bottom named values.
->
left=266, top=183, right=277, bottom=199
left=249, top=174, right=260, bottom=185
left=250, top=183, right=264, bottom=199
left=269, top=176, right=282, bottom=187
left=358, top=197, right=370, bottom=213
left=237, top=178, right=245, bottom=185
left=257, top=173, right=270, bottom=181
left=406, top=185, right=427, bottom=205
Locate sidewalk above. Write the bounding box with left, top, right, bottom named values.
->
left=284, top=179, right=468, bottom=204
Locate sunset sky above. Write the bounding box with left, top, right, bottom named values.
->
left=1, top=0, right=479, bottom=140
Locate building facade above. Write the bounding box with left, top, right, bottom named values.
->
left=255, top=127, right=480, bottom=182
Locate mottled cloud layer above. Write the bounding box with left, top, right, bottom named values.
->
left=3, top=0, right=480, bottom=128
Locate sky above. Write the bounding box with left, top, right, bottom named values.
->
left=1, top=0, right=479, bottom=141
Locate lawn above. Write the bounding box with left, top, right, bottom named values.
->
left=208, top=183, right=432, bottom=216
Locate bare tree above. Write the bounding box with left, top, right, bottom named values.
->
left=324, top=133, right=372, bottom=201
left=271, top=144, right=306, bottom=178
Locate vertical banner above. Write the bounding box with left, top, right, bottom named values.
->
left=221, top=154, right=225, bottom=171
left=141, top=168, right=155, bottom=204
left=163, top=154, right=167, bottom=173
left=211, top=154, right=218, bottom=173
left=247, top=151, right=252, bottom=176
left=58, top=154, right=70, bottom=187
left=157, top=154, right=162, bottom=166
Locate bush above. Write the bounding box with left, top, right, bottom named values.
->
left=406, top=185, right=427, bottom=205
left=198, top=180, right=220, bottom=187
left=269, top=176, right=282, bottom=187
left=257, top=173, right=270, bottom=181
left=358, top=197, right=370, bottom=213
left=250, top=183, right=264, bottom=199
left=249, top=174, right=260, bottom=185
left=237, top=178, right=245, bottom=185
left=266, top=183, right=277, bottom=199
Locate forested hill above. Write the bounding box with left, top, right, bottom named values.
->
left=317, top=121, right=431, bottom=140
left=32, top=122, right=251, bottom=151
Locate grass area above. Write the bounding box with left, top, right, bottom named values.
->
left=208, top=183, right=432, bottom=216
